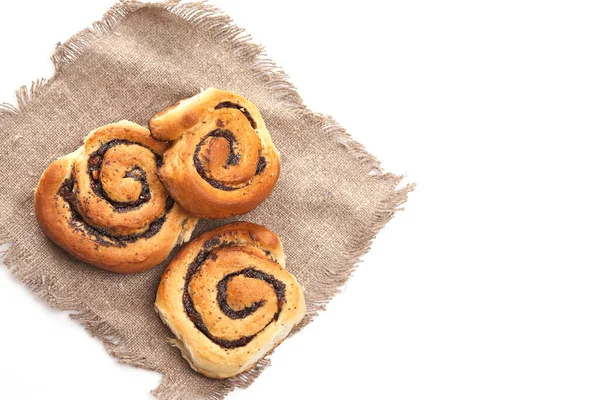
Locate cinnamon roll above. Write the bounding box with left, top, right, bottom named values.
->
left=155, top=222, right=305, bottom=378
left=34, top=121, right=197, bottom=273
left=149, top=88, right=280, bottom=219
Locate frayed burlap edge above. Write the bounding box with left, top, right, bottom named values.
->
left=0, top=1, right=414, bottom=398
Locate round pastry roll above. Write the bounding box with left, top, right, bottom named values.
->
left=155, top=222, right=305, bottom=378
left=34, top=121, right=197, bottom=273
left=149, top=88, right=280, bottom=219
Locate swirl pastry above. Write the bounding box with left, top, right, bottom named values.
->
left=149, top=88, right=280, bottom=219
left=34, top=121, right=197, bottom=273
left=155, top=222, right=305, bottom=378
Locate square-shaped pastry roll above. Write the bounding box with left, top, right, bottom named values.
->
left=155, top=222, right=306, bottom=378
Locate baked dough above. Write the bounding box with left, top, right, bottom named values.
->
left=34, top=121, right=197, bottom=273
left=149, top=88, right=280, bottom=219
left=155, top=222, right=305, bottom=378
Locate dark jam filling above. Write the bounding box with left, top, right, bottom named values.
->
left=57, top=176, right=174, bottom=248
left=87, top=139, right=161, bottom=213
left=255, top=156, right=267, bottom=175
left=216, top=269, right=286, bottom=319
left=193, top=129, right=267, bottom=191
left=215, top=101, right=257, bottom=129
left=182, top=237, right=286, bottom=349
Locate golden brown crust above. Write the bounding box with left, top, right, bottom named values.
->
left=155, top=222, right=305, bottom=378
left=34, top=121, right=198, bottom=273
left=149, top=88, right=280, bottom=219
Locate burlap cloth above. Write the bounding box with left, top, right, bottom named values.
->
left=0, top=1, right=412, bottom=398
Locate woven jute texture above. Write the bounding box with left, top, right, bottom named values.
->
left=0, top=1, right=412, bottom=398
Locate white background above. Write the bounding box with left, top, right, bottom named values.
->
left=1, top=0, right=599, bottom=399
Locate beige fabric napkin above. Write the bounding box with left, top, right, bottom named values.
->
left=0, top=1, right=412, bottom=398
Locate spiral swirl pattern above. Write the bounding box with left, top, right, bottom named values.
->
left=155, top=222, right=306, bottom=379
left=149, top=88, right=280, bottom=219
left=35, top=121, right=197, bottom=273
